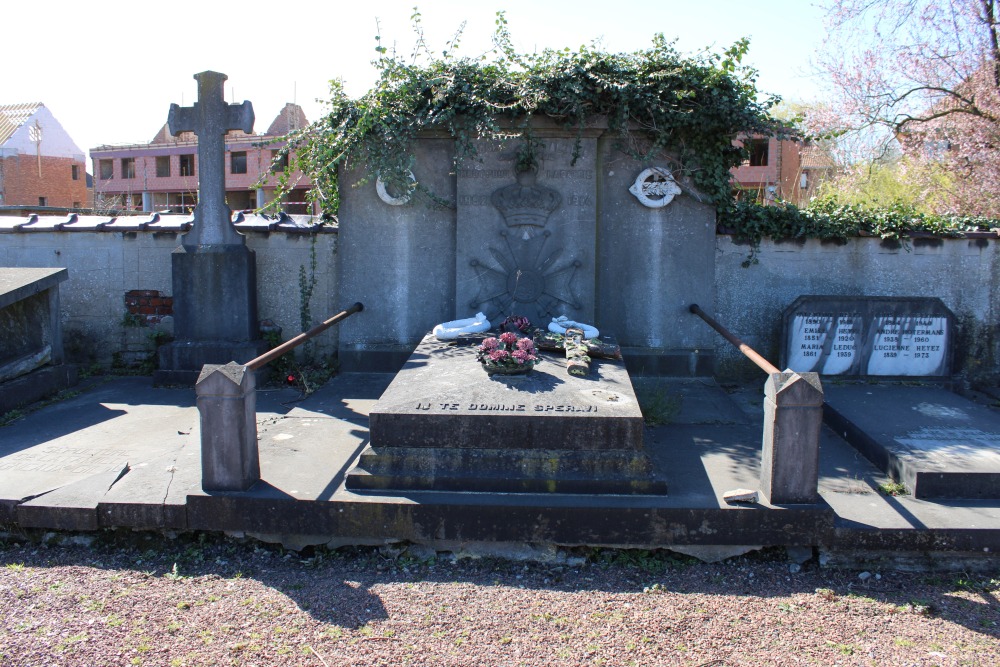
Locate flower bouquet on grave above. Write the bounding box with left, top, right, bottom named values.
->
left=500, top=314, right=533, bottom=335
left=477, top=331, right=539, bottom=376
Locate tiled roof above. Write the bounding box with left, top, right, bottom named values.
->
left=800, top=144, right=837, bottom=170
left=266, top=103, right=309, bottom=136
left=0, top=102, right=43, bottom=145
left=150, top=123, right=196, bottom=144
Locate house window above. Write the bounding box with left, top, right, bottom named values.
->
left=180, top=154, right=195, bottom=176
left=156, top=156, right=171, bottom=177
left=99, top=159, right=113, bottom=180
left=230, top=151, right=247, bottom=175
left=71, top=164, right=79, bottom=180
left=747, top=139, right=769, bottom=167
left=121, top=157, right=136, bottom=179
left=271, top=150, right=289, bottom=173
left=73, top=201, right=81, bottom=208
left=38, top=197, right=47, bottom=206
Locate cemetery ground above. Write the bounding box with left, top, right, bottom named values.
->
left=2, top=374, right=1000, bottom=664
left=2, top=534, right=1000, bottom=667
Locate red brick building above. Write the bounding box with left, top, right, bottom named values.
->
left=90, top=103, right=315, bottom=215
left=731, top=136, right=835, bottom=206
left=731, top=136, right=800, bottom=204
left=0, top=103, right=89, bottom=209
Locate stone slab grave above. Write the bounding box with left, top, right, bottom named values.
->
left=0, top=267, right=78, bottom=414
left=823, top=383, right=1000, bottom=499
left=780, top=295, right=999, bottom=499
left=781, top=296, right=953, bottom=377
left=346, top=334, right=667, bottom=495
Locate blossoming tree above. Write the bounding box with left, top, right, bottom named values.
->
left=813, top=0, right=1000, bottom=215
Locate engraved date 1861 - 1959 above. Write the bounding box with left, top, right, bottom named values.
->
left=415, top=403, right=597, bottom=413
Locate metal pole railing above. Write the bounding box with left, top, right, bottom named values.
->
left=688, top=303, right=781, bottom=375
left=245, top=302, right=364, bottom=371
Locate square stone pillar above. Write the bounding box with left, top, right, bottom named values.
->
left=196, top=362, right=260, bottom=492
left=156, top=244, right=268, bottom=384
left=760, top=371, right=823, bottom=504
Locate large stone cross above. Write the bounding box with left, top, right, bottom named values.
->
left=168, top=71, right=254, bottom=246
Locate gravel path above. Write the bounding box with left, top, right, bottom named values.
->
left=1, top=534, right=999, bottom=666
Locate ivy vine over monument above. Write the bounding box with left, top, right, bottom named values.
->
left=275, top=11, right=782, bottom=215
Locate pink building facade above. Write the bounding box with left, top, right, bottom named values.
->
left=90, top=103, right=314, bottom=215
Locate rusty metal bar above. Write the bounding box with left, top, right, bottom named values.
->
left=688, top=303, right=781, bottom=375
left=245, top=302, right=364, bottom=371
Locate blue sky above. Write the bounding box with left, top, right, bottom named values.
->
left=9, top=1, right=828, bottom=162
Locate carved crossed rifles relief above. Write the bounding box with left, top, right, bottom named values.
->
left=469, top=167, right=582, bottom=318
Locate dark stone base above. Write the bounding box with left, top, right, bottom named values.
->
left=155, top=339, right=269, bottom=386
left=347, top=445, right=668, bottom=494
left=622, top=348, right=717, bottom=377
left=0, top=364, right=78, bottom=414
left=170, top=244, right=260, bottom=342
left=185, top=491, right=832, bottom=548
left=346, top=334, right=664, bottom=495
left=338, top=344, right=417, bottom=373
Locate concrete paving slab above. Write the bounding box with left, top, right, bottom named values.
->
left=632, top=377, right=750, bottom=425
left=0, top=378, right=195, bottom=515
left=824, top=383, right=1000, bottom=499
left=98, top=448, right=201, bottom=530
left=0, top=377, right=300, bottom=520
left=1, top=373, right=1000, bottom=558
left=17, top=465, right=128, bottom=531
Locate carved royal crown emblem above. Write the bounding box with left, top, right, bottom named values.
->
left=490, top=167, right=562, bottom=228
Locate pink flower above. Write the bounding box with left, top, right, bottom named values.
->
left=479, top=337, right=499, bottom=351
left=502, top=315, right=532, bottom=333
left=489, top=349, right=510, bottom=362
left=512, top=350, right=536, bottom=364
left=515, top=338, right=534, bottom=352
left=499, top=331, right=518, bottom=346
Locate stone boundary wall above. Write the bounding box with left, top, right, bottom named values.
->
left=714, top=234, right=1000, bottom=383
left=0, top=214, right=338, bottom=367
left=2, top=213, right=998, bottom=382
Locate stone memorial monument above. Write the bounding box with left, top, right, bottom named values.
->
left=155, top=71, right=268, bottom=385
left=337, top=120, right=718, bottom=375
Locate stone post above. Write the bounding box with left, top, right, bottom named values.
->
left=195, top=362, right=259, bottom=492
left=760, top=371, right=823, bottom=504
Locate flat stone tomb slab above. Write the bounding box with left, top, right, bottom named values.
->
left=346, top=334, right=666, bottom=495
left=824, top=384, right=1000, bottom=499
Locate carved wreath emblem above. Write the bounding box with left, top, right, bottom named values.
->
left=629, top=167, right=682, bottom=208
left=376, top=170, right=416, bottom=206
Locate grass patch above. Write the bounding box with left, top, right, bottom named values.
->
left=637, top=389, right=682, bottom=426
left=877, top=480, right=908, bottom=496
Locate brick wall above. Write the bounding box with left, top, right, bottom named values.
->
left=1, top=154, right=88, bottom=208
left=123, top=289, right=173, bottom=325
